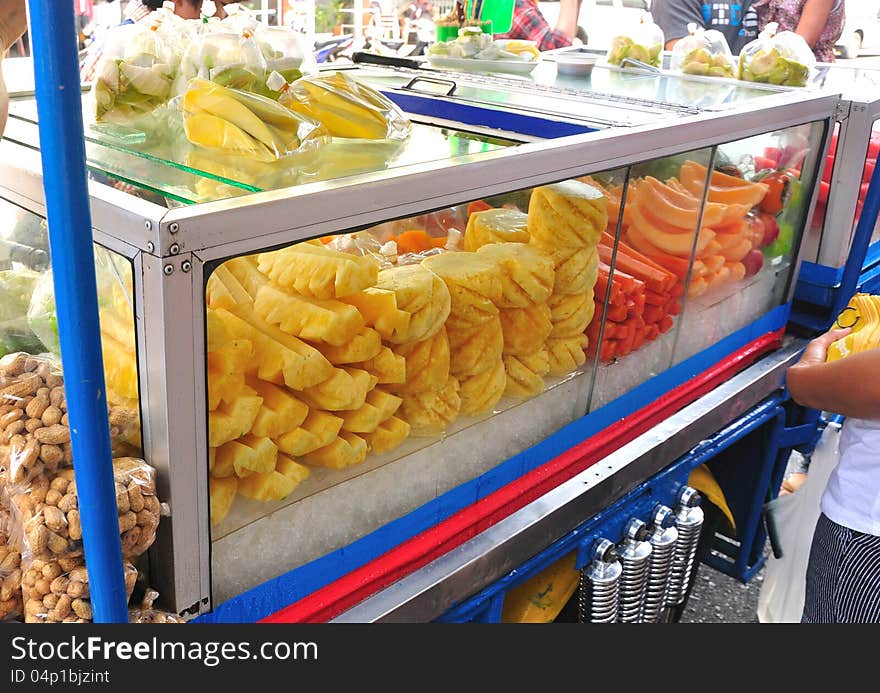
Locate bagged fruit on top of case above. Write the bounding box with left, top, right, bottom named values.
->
left=737, top=22, right=815, bottom=88
left=670, top=23, right=736, bottom=78
left=607, top=11, right=664, bottom=68
left=91, top=16, right=179, bottom=123
left=279, top=71, right=412, bottom=141
left=179, top=77, right=329, bottom=163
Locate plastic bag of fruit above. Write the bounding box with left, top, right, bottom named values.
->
left=737, top=22, right=815, bottom=88
left=179, top=77, right=329, bottom=163
left=606, top=12, right=664, bottom=68
left=279, top=71, right=412, bottom=142
left=91, top=16, right=180, bottom=123
left=0, top=504, right=23, bottom=622
left=670, top=23, right=736, bottom=78
left=129, top=589, right=187, bottom=623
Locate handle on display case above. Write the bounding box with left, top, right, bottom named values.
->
left=620, top=57, right=661, bottom=74
left=402, top=75, right=458, bottom=96
left=26, top=0, right=129, bottom=623
left=352, top=51, right=425, bottom=70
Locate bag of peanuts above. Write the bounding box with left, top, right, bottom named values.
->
left=0, top=352, right=143, bottom=486
left=21, top=555, right=137, bottom=623
left=0, top=505, right=23, bottom=622
left=9, top=457, right=161, bottom=563
left=129, top=589, right=187, bottom=624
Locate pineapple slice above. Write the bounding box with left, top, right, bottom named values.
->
left=339, top=387, right=403, bottom=433
left=215, top=434, right=278, bottom=478
left=548, top=291, right=596, bottom=339
left=247, top=378, right=309, bottom=438
left=237, top=453, right=309, bottom=503
left=340, top=287, right=411, bottom=342
left=274, top=409, right=343, bottom=456
left=361, top=415, right=410, bottom=454
left=302, top=431, right=368, bottom=470
left=553, top=247, right=599, bottom=295
left=208, top=386, right=263, bottom=448
left=545, top=334, right=589, bottom=376
left=354, top=345, right=406, bottom=385
left=458, top=358, right=506, bottom=416
left=257, top=243, right=379, bottom=299
left=206, top=308, right=232, bottom=351
left=527, top=180, right=608, bottom=250
left=316, top=327, right=383, bottom=365
left=503, top=353, right=546, bottom=399
left=376, top=264, right=451, bottom=344
left=209, top=447, right=217, bottom=473
left=422, top=252, right=503, bottom=329
left=475, top=242, right=555, bottom=308
left=398, top=375, right=461, bottom=436
left=209, top=476, right=238, bottom=526
left=208, top=372, right=246, bottom=411
left=213, top=307, right=333, bottom=390
left=500, top=303, right=553, bottom=356
left=207, top=339, right=254, bottom=375
left=388, top=326, right=450, bottom=395
left=447, top=317, right=504, bottom=378
left=518, top=347, right=551, bottom=377
left=100, top=311, right=135, bottom=351
left=255, top=283, right=365, bottom=347
left=299, top=366, right=375, bottom=411
left=463, top=208, right=530, bottom=252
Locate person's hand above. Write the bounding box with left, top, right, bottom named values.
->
left=795, top=327, right=852, bottom=367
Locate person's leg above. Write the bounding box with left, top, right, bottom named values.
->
left=802, top=512, right=866, bottom=623
left=833, top=528, right=880, bottom=622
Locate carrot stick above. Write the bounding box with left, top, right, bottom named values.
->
left=659, top=315, right=675, bottom=333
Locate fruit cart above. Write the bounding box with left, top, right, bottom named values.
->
left=0, top=31, right=849, bottom=623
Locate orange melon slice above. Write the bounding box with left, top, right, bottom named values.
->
left=714, top=235, right=752, bottom=262
left=629, top=200, right=693, bottom=235
left=641, top=176, right=726, bottom=228
left=630, top=218, right=714, bottom=257
left=680, top=160, right=769, bottom=208
left=726, top=262, right=746, bottom=282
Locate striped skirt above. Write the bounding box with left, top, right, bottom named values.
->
left=802, top=513, right=880, bottom=623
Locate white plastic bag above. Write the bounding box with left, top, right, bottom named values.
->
left=757, top=421, right=841, bottom=623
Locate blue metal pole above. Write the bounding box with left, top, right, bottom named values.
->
left=26, top=0, right=129, bottom=622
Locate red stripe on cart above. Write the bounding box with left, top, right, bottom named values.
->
left=261, top=328, right=784, bottom=623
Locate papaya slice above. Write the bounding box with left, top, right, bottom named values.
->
left=624, top=226, right=693, bottom=278
left=703, top=239, right=722, bottom=256
left=714, top=235, right=752, bottom=262
left=629, top=199, right=693, bottom=235
left=641, top=176, right=726, bottom=228
left=680, top=160, right=769, bottom=208
left=630, top=216, right=714, bottom=257
left=715, top=203, right=751, bottom=227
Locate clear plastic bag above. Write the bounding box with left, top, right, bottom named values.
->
left=180, top=77, right=328, bottom=163
left=757, top=421, right=841, bottom=623
left=21, top=555, right=137, bottom=623
left=176, top=26, right=268, bottom=97
left=606, top=12, right=664, bottom=68
left=258, top=26, right=313, bottom=89
left=0, top=505, right=23, bottom=622
left=737, top=22, right=815, bottom=88
left=91, top=19, right=178, bottom=123
left=9, top=457, right=160, bottom=562
left=0, top=268, right=45, bottom=358
left=670, top=23, right=735, bottom=78
left=26, top=271, right=59, bottom=357
left=128, top=588, right=187, bottom=623
left=279, top=71, right=412, bottom=141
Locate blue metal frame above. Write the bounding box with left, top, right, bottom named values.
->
left=26, top=0, right=129, bottom=622
left=196, top=306, right=789, bottom=623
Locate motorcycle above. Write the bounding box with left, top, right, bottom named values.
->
left=314, top=34, right=355, bottom=63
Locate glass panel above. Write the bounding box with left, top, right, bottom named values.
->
left=588, top=148, right=713, bottom=411
left=204, top=178, right=609, bottom=579
left=6, top=96, right=516, bottom=206
left=672, top=122, right=825, bottom=365
left=530, top=61, right=786, bottom=110
left=0, top=197, right=142, bottom=456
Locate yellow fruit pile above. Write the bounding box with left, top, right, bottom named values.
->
left=526, top=181, right=606, bottom=375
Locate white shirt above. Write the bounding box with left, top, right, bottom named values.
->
left=821, top=417, right=880, bottom=536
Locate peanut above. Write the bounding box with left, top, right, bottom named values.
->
left=58, top=493, right=77, bottom=513
left=47, top=531, right=69, bottom=555
left=128, top=485, right=145, bottom=513
left=49, top=387, right=64, bottom=408
left=45, top=489, right=63, bottom=507
left=118, top=511, right=137, bottom=534
left=71, top=599, right=92, bottom=620
left=54, top=594, right=71, bottom=619
left=41, top=405, right=62, bottom=427
left=67, top=510, right=82, bottom=541
left=24, top=418, right=42, bottom=433
left=25, top=395, right=49, bottom=420
left=43, top=506, right=66, bottom=533
left=35, top=424, right=69, bottom=445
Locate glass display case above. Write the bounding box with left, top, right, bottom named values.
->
left=0, top=61, right=837, bottom=618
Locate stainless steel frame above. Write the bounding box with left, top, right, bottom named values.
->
left=0, top=68, right=839, bottom=615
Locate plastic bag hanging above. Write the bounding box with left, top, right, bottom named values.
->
left=607, top=11, right=664, bottom=68
left=737, top=22, right=815, bottom=88
left=670, top=23, right=736, bottom=78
